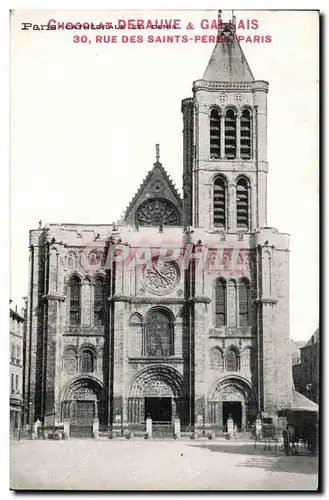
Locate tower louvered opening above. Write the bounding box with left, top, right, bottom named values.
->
left=213, top=176, right=226, bottom=228
left=240, top=108, right=252, bottom=160
left=236, top=177, right=249, bottom=229
left=225, top=108, right=237, bottom=159
left=215, top=279, right=226, bottom=327
left=210, top=108, right=221, bottom=159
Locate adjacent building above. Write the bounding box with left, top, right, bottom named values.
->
left=293, top=328, right=320, bottom=405
left=10, top=301, right=26, bottom=434
left=24, top=18, right=293, bottom=437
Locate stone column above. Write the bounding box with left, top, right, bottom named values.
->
left=146, top=417, right=152, bottom=438
left=197, top=104, right=209, bottom=160
left=174, top=418, right=181, bottom=439
left=241, top=402, right=246, bottom=431
left=227, top=280, right=237, bottom=327
left=220, top=114, right=225, bottom=159
left=174, top=320, right=183, bottom=357
left=227, top=416, right=234, bottom=438
left=236, top=110, right=241, bottom=159
left=217, top=402, right=223, bottom=431
left=81, top=279, right=91, bottom=326
left=93, top=419, right=99, bottom=439
left=172, top=398, right=177, bottom=420
left=63, top=419, right=70, bottom=438
left=255, top=417, right=262, bottom=439
left=227, top=183, right=236, bottom=233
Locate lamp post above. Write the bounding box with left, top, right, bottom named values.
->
left=202, top=403, right=206, bottom=436
left=121, top=402, right=124, bottom=436
left=22, top=401, right=33, bottom=440
left=52, top=403, right=56, bottom=439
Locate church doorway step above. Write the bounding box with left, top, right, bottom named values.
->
left=223, top=401, right=242, bottom=431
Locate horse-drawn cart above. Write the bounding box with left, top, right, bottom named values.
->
left=278, top=390, right=319, bottom=456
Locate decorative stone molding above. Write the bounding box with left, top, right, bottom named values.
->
left=255, top=298, right=277, bottom=305
left=194, top=80, right=253, bottom=91
left=128, top=357, right=184, bottom=364
left=108, top=295, right=132, bottom=303
left=42, top=294, right=65, bottom=302
left=191, top=296, right=212, bottom=304
left=112, top=297, right=185, bottom=305
left=63, top=326, right=105, bottom=336
left=209, top=326, right=253, bottom=338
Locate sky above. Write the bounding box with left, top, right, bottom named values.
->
left=10, top=9, right=319, bottom=341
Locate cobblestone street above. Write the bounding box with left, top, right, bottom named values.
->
left=10, top=440, right=319, bottom=491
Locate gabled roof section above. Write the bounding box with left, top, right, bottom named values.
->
left=203, top=24, right=254, bottom=82
left=121, top=160, right=182, bottom=225
left=303, top=327, right=320, bottom=348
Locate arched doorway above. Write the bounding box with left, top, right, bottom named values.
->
left=208, top=377, right=255, bottom=432
left=128, top=365, right=184, bottom=431
left=61, top=377, right=103, bottom=438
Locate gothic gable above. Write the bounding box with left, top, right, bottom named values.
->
left=121, top=161, right=183, bottom=227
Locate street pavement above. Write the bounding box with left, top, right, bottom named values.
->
left=10, top=439, right=319, bottom=491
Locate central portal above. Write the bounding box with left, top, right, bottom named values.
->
left=223, top=401, right=242, bottom=430
left=145, top=397, right=172, bottom=422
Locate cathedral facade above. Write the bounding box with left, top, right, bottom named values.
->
left=24, top=24, right=293, bottom=437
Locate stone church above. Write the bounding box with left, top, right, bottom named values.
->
left=24, top=21, right=293, bottom=437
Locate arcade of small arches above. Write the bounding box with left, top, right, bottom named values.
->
left=209, top=345, right=256, bottom=373
left=63, top=345, right=99, bottom=375
left=214, top=277, right=251, bottom=327
left=67, top=274, right=105, bottom=327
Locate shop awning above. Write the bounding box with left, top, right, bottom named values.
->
left=291, top=390, right=318, bottom=412
left=278, top=390, right=318, bottom=417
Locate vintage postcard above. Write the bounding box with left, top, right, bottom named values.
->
left=10, top=9, right=319, bottom=491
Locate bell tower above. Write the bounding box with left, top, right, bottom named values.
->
left=182, top=12, right=269, bottom=232
left=182, top=12, right=293, bottom=423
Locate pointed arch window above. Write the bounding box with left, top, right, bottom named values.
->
left=240, top=108, right=252, bottom=159
left=94, top=278, right=105, bottom=326
left=215, top=279, right=226, bottom=327
left=236, top=177, right=249, bottom=230
left=239, top=278, right=250, bottom=326
left=213, top=176, right=226, bottom=228
left=69, top=277, right=81, bottom=326
left=226, top=348, right=240, bottom=372
left=225, top=108, right=237, bottom=159
left=210, top=108, right=221, bottom=159
left=144, top=309, right=174, bottom=357
left=80, top=349, right=94, bottom=373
